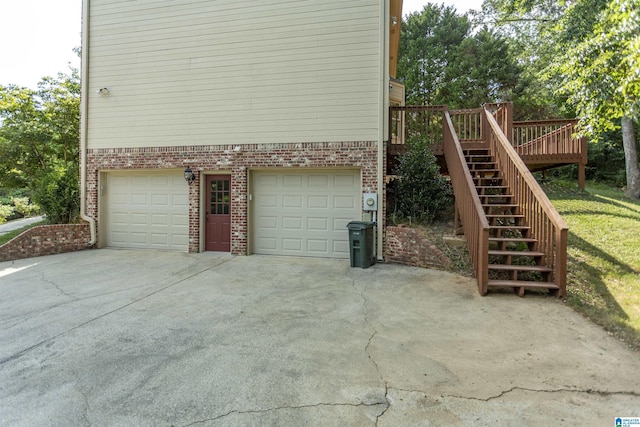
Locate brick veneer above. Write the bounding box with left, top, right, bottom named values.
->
left=0, top=223, right=92, bottom=262
left=86, top=141, right=379, bottom=254
left=384, top=225, right=451, bottom=269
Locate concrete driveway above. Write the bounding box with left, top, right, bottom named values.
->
left=1, top=250, right=638, bottom=426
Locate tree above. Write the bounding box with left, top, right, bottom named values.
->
left=398, top=3, right=524, bottom=109
left=398, top=3, right=470, bottom=105
left=442, top=27, right=522, bottom=109
left=560, top=0, right=640, bottom=198
left=483, top=0, right=639, bottom=198
left=0, top=68, right=80, bottom=222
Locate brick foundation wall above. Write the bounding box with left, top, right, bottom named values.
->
left=384, top=225, right=451, bottom=269
left=86, top=141, right=379, bottom=254
left=0, top=223, right=92, bottom=262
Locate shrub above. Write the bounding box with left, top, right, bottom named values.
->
left=12, top=197, right=40, bottom=217
left=32, top=162, right=79, bottom=224
left=388, top=136, right=453, bottom=224
left=0, top=204, right=14, bottom=224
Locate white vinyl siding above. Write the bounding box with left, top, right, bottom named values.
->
left=251, top=170, right=360, bottom=258
left=104, top=171, right=189, bottom=251
left=87, top=0, right=382, bottom=149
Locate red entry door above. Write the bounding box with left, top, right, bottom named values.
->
left=205, top=175, right=231, bottom=252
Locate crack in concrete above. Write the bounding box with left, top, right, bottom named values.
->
left=40, top=272, right=80, bottom=301
left=388, top=386, right=640, bottom=402
left=351, top=280, right=391, bottom=425
left=0, top=257, right=235, bottom=366
left=445, top=386, right=640, bottom=402
left=180, top=401, right=388, bottom=426
left=375, top=382, right=391, bottom=427
left=76, top=381, right=92, bottom=427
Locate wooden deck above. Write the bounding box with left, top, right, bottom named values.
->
left=387, top=103, right=573, bottom=296
left=388, top=104, right=587, bottom=188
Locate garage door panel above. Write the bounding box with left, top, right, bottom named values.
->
left=282, top=195, right=302, bottom=208
left=252, top=170, right=360, bottom=259
left=105, top=171, right=188, bottom=251
left=131, top=193, right=148, bottom=205
left=172, top=234, right=189, bottom=246
left=172, top=194, right=188, bottom=207
left=335, top=176, right=357, bottom=188
left=283, top=217, right=303, bottom=230
left=152, top=214, right=168, bottom=225
left=334, top=196, right=356, bottom=209
left=151, top=234, right=168, bottom=245
left=308, top=218, right=328, bottom=231
left=150, top=175, right=168, bottom=186
left=130, top=213, right=147, bottom=225
left=151, top=194, right=169, bottom=207
left=333, top=240, right=349, bottom=255
left=282, top=239, right=302, bottom=251
left=283, top=175, right=303, bottom=187
left=172, top=214, right=188, bottom=226
left=308, top=175, right=329, bottom=186
left=308, top=196, right=329, bottom=209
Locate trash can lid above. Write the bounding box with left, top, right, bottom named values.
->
left=346, top=221, right=375, bottom=230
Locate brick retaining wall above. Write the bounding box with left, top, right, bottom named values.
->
left=0, top=223, right=92, bottom=262
left=384, top=225, right=451, bottom=269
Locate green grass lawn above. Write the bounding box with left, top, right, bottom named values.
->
left=544, top=182, right=640, bottom=350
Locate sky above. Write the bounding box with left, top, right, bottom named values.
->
left=0, top=0, right=484, bottom=90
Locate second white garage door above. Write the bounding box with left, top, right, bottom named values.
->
left=251, top=170, right=360, bottom=258
left=104, top=171, right=189, bottom=251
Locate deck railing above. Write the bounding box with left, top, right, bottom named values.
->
left=484, top=103, right=513, bottom=139
left=443, top=111, right=490, bottom=294
left=449, top=109, right=483, bottom=142
left=485, top=110, right=568, bottom=296
left=389, top=104, right=585, bottom=163
left=513, top=120, right=587, bottom=159
left=389, top=105, right=446, bottom=148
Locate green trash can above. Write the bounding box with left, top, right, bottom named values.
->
left=347, top=221, right=376, bottom=268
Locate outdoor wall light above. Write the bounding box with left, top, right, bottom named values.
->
left=97, top=87, right=109, bottom=95
left=184, top=167, right=196, bottom=185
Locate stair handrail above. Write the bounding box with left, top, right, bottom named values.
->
left=443, top=111, right=490, bottom=294
left=484, top=110, right=568, bottom=296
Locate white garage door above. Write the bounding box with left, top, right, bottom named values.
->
left=104, top=171, right=189, bottom=251
left=251, top=170, right=360, bottom=258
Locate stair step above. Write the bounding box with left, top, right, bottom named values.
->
left=481, top=194, right=514, bottom=199
left=486, top=214, right=525, bottom=218
left=474, top=179, right=503, bottom=184
left=471, top=169, right=500, bottom=174
left=464, top=150, right=491, bottom=155
left=489, top=225, right=530, bottom=230
left=465, top=156, right=493, bottom=162
left=469, top=162, right=496, bottom=167
left=488, top=264, right=553, bottom=273
left=487, top=280, right=559, bottom=290
left=474, top=177, right=503, bottom=183
left=489, top=237, right=537, bottom=243
left=476, top=186, right=509, bottom=190
left=483, top=203, right=519, bottom=208
left=488, top=250, right=545, bottom=257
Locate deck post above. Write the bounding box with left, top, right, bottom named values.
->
left=578, top=162, right=586, bottom=189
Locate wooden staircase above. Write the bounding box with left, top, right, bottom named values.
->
left=464, top=147, right=561, bottom=296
